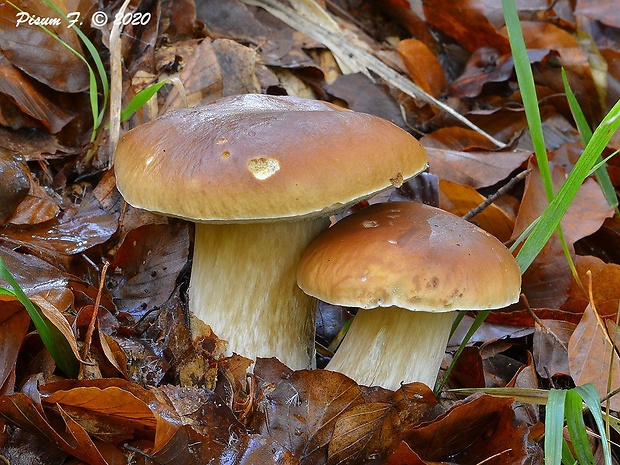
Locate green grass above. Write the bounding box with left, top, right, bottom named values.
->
left=502, top=0, right=617, bottom=462
left=442, top=1, right=619, bottom=462
left=0, top=257, right=79, bottom=378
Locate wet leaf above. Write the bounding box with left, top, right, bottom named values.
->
left=107, top=223, right=190, bottom=319
left=0, top=53, right=76, bottom=133
left=405, top=394, right=530, bottom=465
left=0, top=300, right=30, bottom=394
left=253, top=359, right=364, bottom=464
left=0, top=1, right=90, bottom=92
left=0, top=153, right=30, bottom=224
left=0, top=392, right=112, bottom=465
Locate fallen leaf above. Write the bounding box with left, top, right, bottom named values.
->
left=0, top=1, right=89, bottom=92
left=405, top=393, right=530, bottom=465
left=107, top=223, right=190, bottom=319
left=0, top=392, right=113, bottom=465
left=253, top=359, right=364, bottom=464
left=0, top=300, right=30, bottom=394
left=439, top=179, right=515, bottom=242
left=397, top=38, right=446, bottom=98
left=422, top=0, right=511, bottom=55
left=0, top=153, right=29, bottom=224
left=533, top=319, right=575, bottom=378
left=422, top=127, right=529, bottom=189
left=568, top=304, right=620, bottom=411
left=562, top=255, right=620, bottom=318
left=325, top=73, right=406, bottom=127
left=0, top=53, right=76, bottom=133
left=328, top=402, right=400, bottom=465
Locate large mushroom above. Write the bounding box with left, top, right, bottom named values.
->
left=297, top=201, right=521, bottom=388
left=114, top=94, right=428, bottom=369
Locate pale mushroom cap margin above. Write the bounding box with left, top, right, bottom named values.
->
left=297, top=201, right=522, bottom=311
left=114, top=94, right=428, bottom=222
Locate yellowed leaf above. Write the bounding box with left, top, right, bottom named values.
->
left=439, top=179, right=515, bottom=242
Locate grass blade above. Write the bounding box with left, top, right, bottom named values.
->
left=565, top=389, right=595, bottom=465
left=515, top=98, right=620, bottom=272
left=502, top=0, right=553, bottom=199
left=561, top=68, right=618, bottom=211
left=546, top=389, right=567, bottom=465
left=0, top=257, right=79, bottom=378
left=120, top=80, right=170, bottom=123
left=575, top=384, right=613, bottom=465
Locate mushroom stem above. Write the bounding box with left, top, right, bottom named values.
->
left=189, top=218, right=329, bottom=369
left=326, top=306, right=455, bottom=390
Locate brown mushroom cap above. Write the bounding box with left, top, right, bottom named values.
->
left=297, top=201, right=521, bottom=312
left=114, top=94, right=428, bottom=222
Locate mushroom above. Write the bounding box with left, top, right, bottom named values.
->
left=297, top=201, right=521, bottom=388
left=113, top=94, right=428, bottom=370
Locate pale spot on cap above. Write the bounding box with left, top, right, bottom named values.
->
left=248, top=157, right=280, bottom=180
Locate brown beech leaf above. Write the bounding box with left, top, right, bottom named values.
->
left=6, top=169, right=59, bottom=225
left=568, top=304, right=620, bottom=411
left=0, top=53, right=76, bottom=133
left=159, top=38, right=227, bottom=112
left=0, top=300, right=30, bottom=394
left=253, top=359, right=364, bottom=464
left=386, top=441, right=425, bottom=465
left=422, top=0, right=510, bottom=55
left=397, top=38, right=446, bottom=98
left=439, top=179, right=515, bottom=242
left=0, top=243, right=71, bottom=295
left=562, top=255, right=620, bottom=318
left=533, top=319, right=575, bottom=378
left=41, top=382, right=158, bottom=444
left=151, top=385, right=246, bottom=463
left=0, top=1, right=89, bottom=93
left=0, top=125, right=79, bottom=160
left=511, top=156, right=613, bottom=310
left=3, top=186, right=122, bottom=260
left=325, top=73, right=406, bottom=127
left=517, top=21, right=602, bottom=123
left=405, top=394, right=529, bottom=465
left=328, top=401, right=402, bottom=465
left=0, top=153, right=30, bottom=224
left=107, top=223, right=190, bottom=319
left=421, top=128, right=529, bottom=189
left=0, top=392, right=113, bottom=465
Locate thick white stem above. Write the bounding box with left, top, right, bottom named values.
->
left=326, top=306, right=455, bottom=390
left=189, top=218, right=328, bottom=369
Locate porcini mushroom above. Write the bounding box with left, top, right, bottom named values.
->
left=297, top=201, right=521, bottom=388
left=114, top=94, right=428, bottom=369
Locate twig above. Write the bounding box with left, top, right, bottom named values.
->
left=463, top=169, right=530, bottom=220
left=79, top=261, right=110, bottom=377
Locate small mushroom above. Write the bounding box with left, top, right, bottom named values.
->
left=297, top=201, right=521, bottom=388
left=114, top=94, right=428, bottom=369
